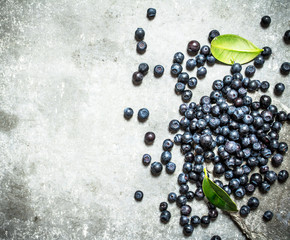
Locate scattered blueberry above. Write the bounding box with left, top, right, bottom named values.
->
left=173, top=52, right=184, bottom=64
left=263, top=210, right=273, bottom=221
left=134, top=190, right=143, bottom=201
left=160, top=210, right=171, bottom=223
left=240, top=205, right=250, bottom=217
left=280, top=62, right=290, bottom=75
left=138, top=108, right=149, bottom=121
left=159, top=202, right=168, bottom=211
left=142, top=154, right=151, bottom=165
left=247, top=197, right=259, bottom=210
left=135, top=28, right=145, bottom=41
left=151, top=161, right=163, bottom=176
left=136, top=41, right=147, bottom=53
left=208, top=30, right=220, bottom=42
left=274, top=83, right=285, bottom=95
left=154, top=65, right=164, bottom=77
left=144, top=132, right=155, bottom=144
left=138, top=63, right=149, bottom=74
left=147, top=8, right=156, bottom=19
left=132, top=71, right=144, bottom=85
left=187, top=40, right=200, bottom=55
left=278, top=170, right=289, bottom=183
left=261, top=15, right=271, bottom=27
left=124, top=107, right=134, bottom=119
left=284, top=30, right=290, bottom=43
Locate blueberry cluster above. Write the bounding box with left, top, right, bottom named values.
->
left=129, top=10, right=289, bottom=239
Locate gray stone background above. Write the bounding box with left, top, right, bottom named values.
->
left=0, top=0, right=289, bottom=239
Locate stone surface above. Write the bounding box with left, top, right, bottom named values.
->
left=0, top=0, right=289, bottom=239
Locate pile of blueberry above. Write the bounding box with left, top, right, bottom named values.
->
left=127, top=12, right=289, bottom=238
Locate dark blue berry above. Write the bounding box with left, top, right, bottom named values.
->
left=171, top=63, right=183, bottom=76
left=234, top=187, right=246, bottom=198
left=271, top=153, right=283, bottom=167
left=247, top=197, right=259, bottom=210
left=176, top=195, right=187, bottom=207
left=261, top=16, right=271, bottom=27
left=231, top=63, right=242, bottom=74
left=182, top=90, right=193, bottom=102
left=206, top=55, right=216, bottom=65
left=260, top=181, right=270, bottom=193
left=245, top=65, right=256, bottom=77
left=278, top=170, right=288, bottom=183
left=186, top=58, right=197, bottom=70
left=274, top=83, right=285, bottom=95
left=245, top=183, right=255, bottom=194
left=208, top=209, right=218, bottom=219
left=144, top=132, right=155, bottom=144
left=154, top=65, right=164, bottom=77
left=138, top=108, right=149, bottom=121
left=160, top=210, right=171, bottom=223
left=201, top=216, right=210, bottom=226
left=197, top=66, right=207, bottom=78
left=254, top=55, right=265, bottom=68
left=186, top=191, right=195, bottom=201
left=183, top=224, right=194, bottom=236
left=161, top=151, right=172, bottom=165
left=187, top=40, right=200, bottom=55
left=284, top=30, right=290, bottom=43
left=150, top=161, right=163, bottom=176
left=181, top=205, right=192, bottom=216
left=134, top=190, right=143, bottom=201
left=188, top=77, right=198, bottom=89
left=159, top=202, right=168, bottom=211
left=260, top=81, right=270, bottom=92
left=135, top=28, right=145, bottom=41
left=178, top=72, right=189, bottom=84
left=138, top=63, right=149, bottom=74
left=180, top=215, right=189, bottom=226
left=280, top=62, right=290, bottom=75
left=264, top=170, right=277, bottom=184
left=191, top=215, right=201, bottom=226
left=132, top=71, right=143, bottom=85
left=163, top=139, right=174, bottom=151
left=169, top=119, right=180, bottom=133
left=211, top=236, right=221, bottom=240
left=142, top=154, right=151, bottom=165
left=168, top=192, right=177, bottom=203
left=263, top=210, right=273, bottom=221
left=166, top=162, right=176, bottom=174
left=124, top=107, right=134, bottom=119
left=196, top=54, right=206, bottom=66
left=240, top=205, right=250, bottom=217
left=147, top=8, right=156, bottom=19
left=261, top=47, right=272, bottom=58
left=173, top=52, right=184, bottom=64
left=136, top=41, right=147, bottom=53
left=200, top=45, right=211, bottom=55
left=208, top=30, right=220, bottom=42
left=229, top=178, right=240, bottom=190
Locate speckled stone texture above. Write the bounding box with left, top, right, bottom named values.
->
left=0, top=0, right=289, bottom=239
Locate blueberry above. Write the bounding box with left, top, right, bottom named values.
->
left=169, top=119, right=180, bottom=132
left=278, top=142, right=288, bottom=154
left=229, top=178, right=240, bottom=190
left=135, top=28, right=145, bottom=41
left=225, top=141, right=237, bottom=154
left=214, top=180, right=223, bottom=189
left=138, top=63, right=149, bottom=74
left=142, top=154, right=151, bottom=165
left=138, top=108, right=149, bottom=121
left=280, top=62, right=290, bottom=75
left=206, top=55, right=216, bottom=65
left=176, top=195, right=187, bottom=207
left=179, top=103, right=188, bottom=115
left=245, top=65, right=256, bottom=77
left=271, top=153, right=283, bottom=167
left=223, top=185, right=232, bottom=195
left=134, top=190, right=143, bottom=201
left=278, top=170, right=289, bottom=183
left=150, top=162, right=163, bottom=176
left=240, top=205, right=250, bottom=217
left=247, top=197, right=259, bottom=210
left=284, top=30, right=290, bottom=43
left=178, top=72, right=190, bottom=84
left=225, top=170, right=234, bottom=180
left=196, top=66, right=207, bottom=78
left=178, top=173, right=189, bottom=185
left=200, top=134, right=213, bottom=149
left=247, top=80, right=259, bottom=91
left=186, top=191, right=195, bottom=201
left=195, top=187, right=204, bottom=200
left=261, top=15, right=271, bottom=27
left=181, top=205, right=192, bottom=216
left=200, top=45, right=211, bottom=55
left=196, top=54, right=206, bottom=66
left=260, top=81, right=270, bottom=92
left=261, top=46, right=272, bottom=58
left=147, top=8, right=156, bottom=19
left=180, top=215, right=189, bottom=226
left=187, top=40, right=200, bottom=55
left=166, top=162, right=176, bottom=174
left=274, top=83, right=285, bottom=95
left=259, top=165, right=269, bottom=174
left=208, top=209, right=218, bottom=219
left=183, top=224, right=194, bottom=236
left=277, top=112, right=287, bottom=122
left=245, top=183, right=255, bottom=194
left=154, top=65, right=164, bottom=77
left=214, top=163, right=225, bottom=175
left=208, top=30, right=220, bottom=42
left=182, top=162, right=192, bottom=173
left=254, top=55, right=265, bottom=68
left=161, top=151, right=172, bottom=165
left=201, top=216, right=210, bottom=226
left=260, top=181, right=271, bottom=193
left=136, top=41, right=147, bottom=53
left=263, top=210, right=273, bottom=221
left=231, top=63, right=242, bottom=74
left=188, top=77, right=198, bottom=89
left=159, top=202, right=168, bottom=211
left=234, top=187, right=246, bottom=198
left=227, top=89, right=238, bottom=101
left=182, top=90, right=193, bottom=102
left=144, top=132, right=155, bottom=144
left=211, top=236, right=221, bottom=240
left=171, top=63, right=183, bottom=76
left=168, top=192, right=177, bottom=203
left=163, top=139, right=174, bottom=151
left=132, top=71, right=144, bottom=85
left=124, top=107, right=134, bottom=119
left=173, top=52, right=184, bottom=64
left=264, top=170, right=277, bottom=184
left=160, top=210, right=171, bottom=223
left=186, top=58, right=197, bottom=70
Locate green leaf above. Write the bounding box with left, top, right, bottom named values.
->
left=202, top=168, right=238, bottom=212
left=211, top=34, right=263, bottom=65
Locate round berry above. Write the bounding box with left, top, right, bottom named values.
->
left=160, top=210, right=171, bottom=223
left=187, top=40, right=200, bottom=55
left=171, top=63, right=183, bottom=76
left=263, top=210, right=273, bottom=221
left=283, top=30, right=290, bottom=43
left=142, top=154, right=151, bottom=165
left=144, top=132, right=155, bottom=144
left=134, top=190, right=143, bottom=201
left=173, top=52, right=184, bottom=64
left=274, top=83, right=285, bottom=95
left=138, top=63, right=149, bottom=74
left=197, top=66, right=207, bottom=78
left=231, top=63, right=242, bottom=74
left=154, top=65, right=164, bottom=77
left=280, top=62, right=290, bottom=75
left=245, top=65, right=256, bottom=77
left=138, top=108, right=149, bottom=121
left=261, top=47, right=272, bottom=58
left=132, top=71, right=144, bottom=85
left=183, top=224, right=194, bottom=236
left=168, top=192, right=177, bottom=203
left=135, top=28, right=145, bottom=41
left=208, top=30, right=220, bottom=42
left=124, top=107, right=134, bottom=119
left=278, top=170, right=289, bottom=183
left=150, top=162, right=163, bottom=175
left=261, top=15, right=271, bottom=27
left=136, top=41, right=147, bottom=53
left=240, top=205, right=250, bottom=217
left=147, top=8, right=156, bottom=19
left=186, top=58, right=197, bottom=70
left=247, top=197, right=259, bottom=210
left=159, top=202, right=168, bottom=211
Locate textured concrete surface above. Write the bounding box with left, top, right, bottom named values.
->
left=0, top=0, right=289, bottom=239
